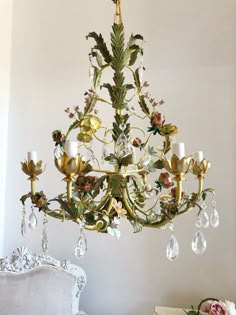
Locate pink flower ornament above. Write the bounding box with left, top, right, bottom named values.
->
left=210, top=302, right=228, bottom=315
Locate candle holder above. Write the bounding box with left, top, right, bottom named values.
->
left=55, top=152, right=92, bottom=201
left=21, top=160, right=45, bottom=195
left=162, top=154, right=194, bottom=203
left=192, top=159, right=211, bottom=195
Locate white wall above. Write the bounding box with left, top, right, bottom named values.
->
left=4, top=1, right=236, bottom=315
left=0, top=0, right=13, bottom=257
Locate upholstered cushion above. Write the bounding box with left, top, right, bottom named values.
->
left=0, top=266, right=75, bottom=315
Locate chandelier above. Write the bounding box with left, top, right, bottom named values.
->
left=20, top=0, right=219, bottom=261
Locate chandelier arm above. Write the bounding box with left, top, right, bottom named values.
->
left=123, top=185, right=161, bottom=222
left=197, top=175, right=203, bottom=195
left=129, top=126, right=146, bottom=137
left=43, top=208, right=71, bottom=221
left=122, top=189, right=139, bottom=220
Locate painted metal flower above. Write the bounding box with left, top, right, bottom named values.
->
left=159, top=124, right=178, bottom=136
left=162, top=154, right=194, bottom=176
left=192, top=159, right=211, bottom=176
left=158, top=172, right=174, bottom=189
left=75, top=175, right=97, bottom=192
left=77, top=115, right=102, bottom=143
left=151, top=112, right=165, bottom=128
left=112, top=199, right=127, bottom=217
left=21, top=160, right=44, bottom=179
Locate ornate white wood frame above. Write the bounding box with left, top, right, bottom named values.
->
left=0, top=247, right=87, bottom=315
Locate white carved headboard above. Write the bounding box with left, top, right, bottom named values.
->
left=0, top=247, right=87, bottom=315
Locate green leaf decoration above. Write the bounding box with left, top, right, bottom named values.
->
left=108, top=175, right=127, bottom=197
left=133, top=68, right=141, bottom=90
left=96, top=52, right=103, bottom=67
left=131, top=220, right=143, bottom=233
left=50, top=198, right=80, bottom=220
left=152, top=159, right=164, bottom=170
left=125, top=34, right=144, bottom=66
left=112, top=113, right=130, bottom=141
left=104, top=154, right=119, bottom=165
left=139, top=95, right=150, bottom=116
left=84, top=95, right=97, bottom=115
left=146, top=212, right=161, bottom=224
left=93, top=66, right=102, bottom=88
left=92, top=175, right=108, bottom=198
left=86, top=32, right=112, bottom=64
left=20, top=193, right=31, bottom=206
left=111, top=24, right=126, bottom=71
left=68, top=119, right=81, bottom=133
left=148, top=145, right=158, bottom=156
left=121, top=154, right=134, bottom=166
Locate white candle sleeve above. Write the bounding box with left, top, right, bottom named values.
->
left=194, top=151, right=204, bottom=163
left=64, top=141, right=78, bottom=159
left=172, top=143, right=185, bottom=159
left=27, top=151, right=37, bottom=164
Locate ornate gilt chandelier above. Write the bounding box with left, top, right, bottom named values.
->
left=20, top=0, right=219, bottom=261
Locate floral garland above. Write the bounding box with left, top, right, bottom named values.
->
left=185, top=299, right=236, bottom=315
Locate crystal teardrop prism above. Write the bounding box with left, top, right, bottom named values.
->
left=75, top=232, right=87, bottom=259
left=102, top=143, right=108, bottom=160
left=195, top=216, right=202, bottom=229
left=210, top=209, right=220, bottom=228
left=21, top=219, right=26, bottom=236
left=200, top=211, right=209, bottom=229
left=115, top=133, right=129, bottom=157
left=139, top=154, right=151, bottom=168
left=21, top=207, right=26, bottom=236
left=28, top=211, right=37, bottom=230
left=166, top=234, right=179, bottom=261
left=191, top=230, right=207, bottom=255
left=42, top=229, right=48, bottom=254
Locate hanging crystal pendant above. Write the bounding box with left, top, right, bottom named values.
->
left=166, top=234, right=179, bottom=261
left=21, top=206, right=27, bottom=236
left=191, top=230, right=207, bottom=255
left=195, top=215, right=202, bottom=229
left=115, top=123, right=132, bottom=158
left=102, top=142, right=108, bottom=163
left=200, top=211, right=209, bottom=229
left=42, top=213, right=48, bottom=255
left=28, top=206, right=37, bottom=229
left=166, top=223, right=179, bottom=261
left=210, top=209, right=220, bottom=228
left=139, top=153, right=151, bottom=168
left=210, top=201, right=219, bottom=228
left=75, top=222, right=87, bottom=259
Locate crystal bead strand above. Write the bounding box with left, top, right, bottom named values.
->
left=191, top=214, right=207, bottom=255
left=199, top=202, right=209, bottom=229
left=21, top=206, right=27, bottom=236
left=166, top=223, right=179, bottom=261
left=115, top=123, right=134, bottom=158
left=75, top=221, right=87, bottom=259
left=210, top=199, right=220, bottom=228
left=42, top=213, right=49, bottom=255
left=28, top=205, right=38, bottom=230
